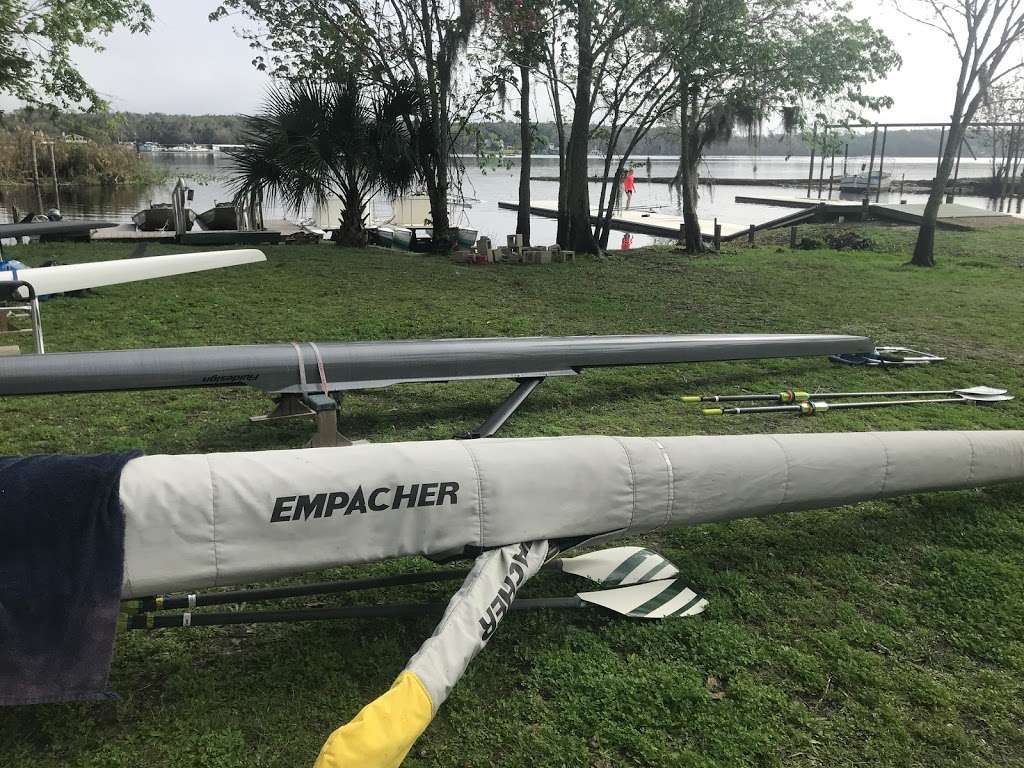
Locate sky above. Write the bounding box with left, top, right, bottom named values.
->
left=0, top=0, right=963, bottom=124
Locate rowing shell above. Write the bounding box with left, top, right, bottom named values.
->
left=0, top=248, right=266, bottom=297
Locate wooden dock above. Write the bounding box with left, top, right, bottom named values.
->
left=90, top=224, right=176, bottom=242
left=499, top=200, right=821, bottom=242
left=734, top=193, right=1023, bottom=230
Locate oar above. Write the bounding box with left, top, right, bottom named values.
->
left=123, top=578, right=707, bottom=630
left=125, top=547, right=680, bottom=612
left=685, top=385, right=1007, bottom=404
left=704, top=391, right=1014, bottom=416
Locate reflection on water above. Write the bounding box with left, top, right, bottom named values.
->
left=0, top=153, right=1015, bottom=247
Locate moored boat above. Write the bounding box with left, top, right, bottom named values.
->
left=196, top=202, right=239, bottom=231
left=132, top=204, right=196, bottom=232
left=839, top=171, right=891, bottom=192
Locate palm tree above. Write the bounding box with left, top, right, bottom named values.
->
left=227, top=78, right=420, bottom=246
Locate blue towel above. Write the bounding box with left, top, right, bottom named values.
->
left=0, top=452, right=140, bottom=705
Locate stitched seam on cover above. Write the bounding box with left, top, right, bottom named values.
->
left=767, top=435, right=792, bottom=510
left=460, top=441, right=486, bottom=547
left=872, top=433, right=892, bottom=498
left=207, top=455, right=221, bottom=583
left=652, top=438, right=675, bottom=531
left=611, top=437, right=638, bottom=530
left=966, top=433, right=977, bottom=484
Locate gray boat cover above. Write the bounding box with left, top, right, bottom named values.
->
left=118, top=430, right=1024, bottom=599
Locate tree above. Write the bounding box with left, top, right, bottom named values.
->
left=897, top=0, right=1024, bottom=265
left=482, top=0, right=551, bottom=246
left=226, top=79, right=420, bottom=246
left=0, top=1, right=153, bottom=109
left=975, top=77, right=1024, bottom=210
left=542, top=0, right=666, bottom=253
left=666, top=0, right=898, bottom=252
left=212, top=0, right=497, bottom=251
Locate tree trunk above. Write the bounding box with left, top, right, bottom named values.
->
left=680, top=159, right=702, bottom=253
left=517, top=64, right=532, bottom=247
left=678, top=86, right=704, bottom=253
left=559, top=0, right=599, bottom=254
left=336, top=186, right=368, bottom=247
left=912, top=122, right=964, bottom=267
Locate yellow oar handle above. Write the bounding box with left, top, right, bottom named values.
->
left=681, top=395, right=702, bottom=403
left=779, top=391, right=810, bottom=403
left=702, top=408, right=724, bottom=416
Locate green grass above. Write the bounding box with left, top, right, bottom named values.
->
left=2, top=223, right=1024, bottom=767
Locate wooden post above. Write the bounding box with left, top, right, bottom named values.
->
left=679, top=223, right=685, bottom=246
left=864, top=125, right=878, bottom=205
left=48, top=142, right=60, bottom=210
left=816, top=126, right=828, bottom=198
left=747, top=224, right=755, bottom=244
left=789, top=226, right=798, bottom=248
left=30, top=138, right=43, bottom=212
left=713, top=222, right=722, bottom=251
left=874, top=126, right=888, bottom=203
left=806, top=124, right=818, bottom=199
left=827, top=148, right=836, bottom=200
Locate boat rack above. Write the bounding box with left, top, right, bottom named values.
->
left=250, top=374, right=553, bottom=447
left=0, top=280, right=45, bottom=355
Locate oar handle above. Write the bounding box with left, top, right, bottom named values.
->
left=704, top=403, right=807, bottom=415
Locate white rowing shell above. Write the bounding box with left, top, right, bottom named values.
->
left=0, top=249, right=266, bottom=297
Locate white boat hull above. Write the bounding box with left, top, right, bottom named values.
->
left=0, top=249, right=266, bottom=297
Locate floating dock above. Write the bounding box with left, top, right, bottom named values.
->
left=499, top=200, right=822, bottom=241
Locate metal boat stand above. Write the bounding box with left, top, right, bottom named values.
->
left=461, top=376, right=546, bottom=439
left=250, top=392, right=354, bottom=448
left=0, top=280, right=45, bottom=355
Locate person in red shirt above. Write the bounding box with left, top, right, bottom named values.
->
left=623, top=168, right=636, bottom=209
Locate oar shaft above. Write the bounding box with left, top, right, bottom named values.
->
left=706, top=397, right=971, bottom=416
left=823, top=397, right=967, bottom=411
left=127, top=569, right=471, bottom=611
left=125, top=597, right=589, bottom=629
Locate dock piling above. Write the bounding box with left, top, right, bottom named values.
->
left=713, top=221, right=722, bottom=251
left=789, top=226, right=798, bottom=248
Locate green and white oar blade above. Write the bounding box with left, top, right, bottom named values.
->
left=557, top=546, right=679, bottom=586
left=579, top=578, right=707, bottom=619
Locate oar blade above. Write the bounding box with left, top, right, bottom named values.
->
left=958, top=386, right=1008, bottom=397
left=579, top=578, right=708, bottom=619
left=557, top=546, right=679, bottom=586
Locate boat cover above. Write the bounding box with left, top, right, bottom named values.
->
left=119, top=430, right=1024, bottom=598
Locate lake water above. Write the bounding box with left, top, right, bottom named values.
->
left=0, top=153, right=1012, bottom=248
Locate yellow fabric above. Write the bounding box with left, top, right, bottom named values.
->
left=314, top=671, right=434, bottom=768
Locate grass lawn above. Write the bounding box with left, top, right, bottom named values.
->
left=2, top=223, right=1024, bottom=767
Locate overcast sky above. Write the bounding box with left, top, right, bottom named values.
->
left=1, top=0, right=961, bottom=123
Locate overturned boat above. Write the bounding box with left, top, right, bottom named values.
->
left=0, top=333, right=871, bottom=439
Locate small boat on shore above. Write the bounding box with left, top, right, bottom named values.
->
left=132, top=204, right=196, bottom=232
left=371, top=226, right=478, bottom=252
left=196, top=202, right=239, bottom=231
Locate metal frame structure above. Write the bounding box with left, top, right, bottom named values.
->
left=0, top=280, right=45, bottom=354
left=806, top=121, right=1024, bottom=204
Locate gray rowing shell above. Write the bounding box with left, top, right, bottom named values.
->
left=0, top=333, right=872, bottom=396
